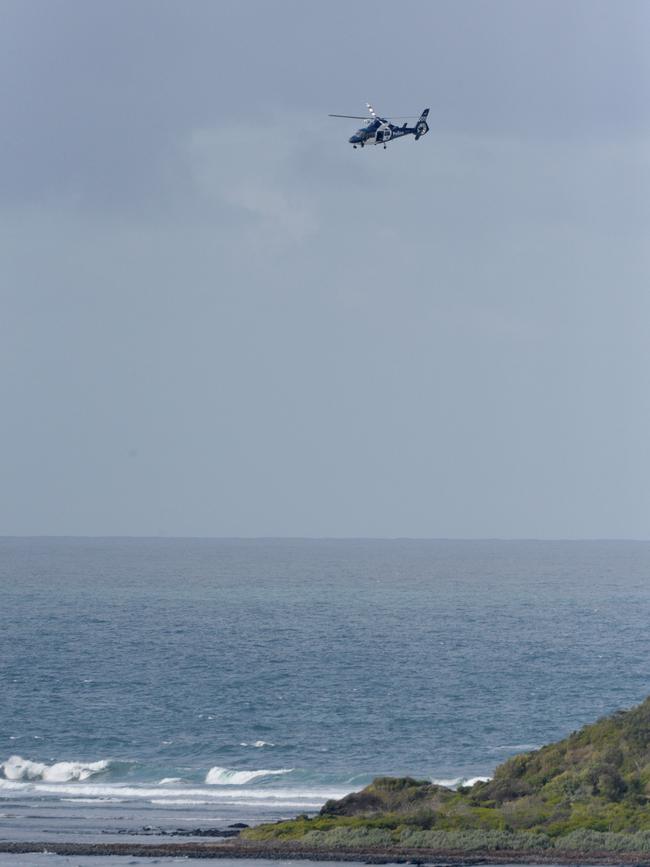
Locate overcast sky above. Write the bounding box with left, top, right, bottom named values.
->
left=1, top=0, right=649, bottom=538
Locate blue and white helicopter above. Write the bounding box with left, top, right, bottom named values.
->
left=329, top=103, right=429, bottom=149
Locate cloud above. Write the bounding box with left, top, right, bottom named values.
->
left=1, top=100, right=649, bottom=535
left=187, top=123, right=320, bottom=242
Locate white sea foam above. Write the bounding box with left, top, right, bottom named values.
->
left=205, top=765, right=292, bottom=785
left=432, top=776, right=491, bottom=789
left=492, top=743, right=541, bottom=753
left=0, top=755, right=109, bottom=782
left=159, top=777, right=182, bottom=785
left=150, top=799, right=217, bottom=806
left=0, top=777, right=349, bottom=806
left=1, top=756, right=46, bottom=780
left=240, top=740, right=275, bottom=748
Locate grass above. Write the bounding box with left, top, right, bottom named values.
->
left=243, top=695, right=650, bottom=853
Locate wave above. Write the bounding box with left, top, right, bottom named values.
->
left=205, top=765, right=293, bottom=785
left=0, top=778, right=350, bottom=805
left=0, top=755, right=488, bottom=803
left=432, top=776, right=491, bottom=789
left=240, top=740, right=275, bottom=748
left=1, top=755, right=109, bottom=783
left=2, top=755, right=320, bottom=791
left=491, top=743, right=542, bottom=753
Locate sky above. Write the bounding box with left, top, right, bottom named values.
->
left=1, top=0, right=649, bottom=538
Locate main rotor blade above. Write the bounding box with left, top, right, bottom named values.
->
left=328, top=112, right=420, bottom=120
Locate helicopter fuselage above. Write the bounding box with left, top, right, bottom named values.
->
left=329, top=105, right=430, bottom=149
left=348, top=110, right=429, bottom=149
left=349, top=119, right=407, bottom=146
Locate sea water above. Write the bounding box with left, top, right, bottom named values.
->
left=1, top=538, right=649, bottom=863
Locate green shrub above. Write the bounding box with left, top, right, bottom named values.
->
left=398, top=828, right=552, bottom=851
left=557, top=829, right=650, bottom=852
left=301, top=827, right=395, bottom=848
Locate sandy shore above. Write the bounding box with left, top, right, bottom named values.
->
left=1, top=839, right=650, bottom=864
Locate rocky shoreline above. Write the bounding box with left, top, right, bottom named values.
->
left=5, top=700, right=650, bottom=863
left=1, top=839, right=650, bottom=864
left=242, top=697, right=650, bottom=859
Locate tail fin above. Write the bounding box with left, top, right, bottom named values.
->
left=415, top=108, right=429, bottom=140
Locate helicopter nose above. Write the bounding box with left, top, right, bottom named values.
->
left=349, top=134, right=361, bottom=144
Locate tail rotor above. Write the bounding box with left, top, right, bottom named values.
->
left=415, top=108, right=429, bottom=140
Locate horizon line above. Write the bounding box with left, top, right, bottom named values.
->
left=1, top=535, right=649, bottom=543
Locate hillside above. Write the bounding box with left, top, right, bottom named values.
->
left=244, top=696, right=650, bottom=853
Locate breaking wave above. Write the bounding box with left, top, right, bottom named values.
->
left=205, top=765, right=293, bottom=785
left=0, top=777, right=349, bottom=808
left=0, top=755, right=488, bottom=809
left=1, top=755, right=109, bottom=783
left=432, top=775, right=491, bottom=789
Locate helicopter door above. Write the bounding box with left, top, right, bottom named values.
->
left=377, top=128, right=391, bottom=144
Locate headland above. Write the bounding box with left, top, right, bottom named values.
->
left=4, top=696, right=650, bottom=863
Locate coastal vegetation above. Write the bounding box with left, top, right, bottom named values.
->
left=244, top=696, right=650, bottom=853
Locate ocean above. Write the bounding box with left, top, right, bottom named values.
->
left=1, top=538, right=649, bottom=865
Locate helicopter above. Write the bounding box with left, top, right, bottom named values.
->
left=329, top=103, right=429, bottom=149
